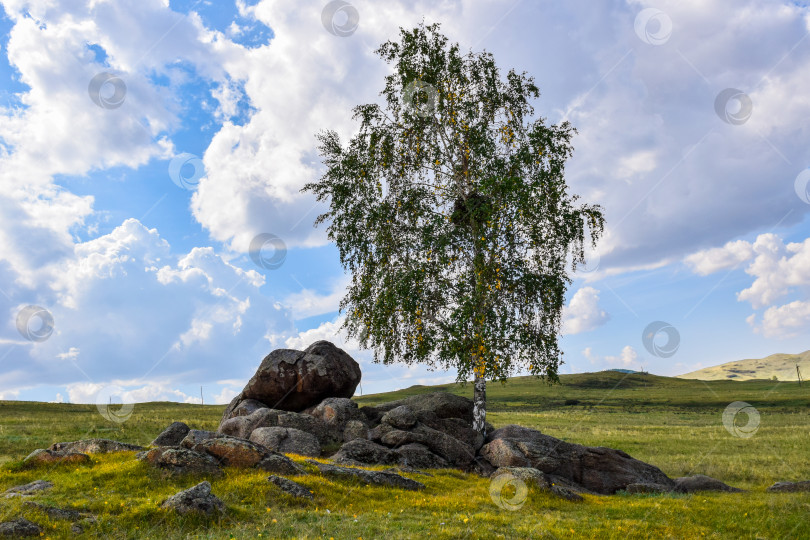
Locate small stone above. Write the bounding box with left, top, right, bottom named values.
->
left=307, top=459, right=425, bottom=491
left=766, top=480, right=810, bottom=493
left=673, top=475, right=744, bottom=493
left=2, top=480, right=53, bottom=498
left=268, top=475, right=314, bottom=499
left=160, top=481, right=225, bottom=516
left=23, top=501, right=84, bottom=521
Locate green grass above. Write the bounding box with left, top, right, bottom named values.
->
left=1, top=371, right=809, bottom=539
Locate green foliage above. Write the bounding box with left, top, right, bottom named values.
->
left=302, top=22, right=604, bottom=384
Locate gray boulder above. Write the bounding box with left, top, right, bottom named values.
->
left=625, top=482, right=676, bottom=494
left=343, top=420, right=369, bottom=442
left=674, top=475, right=744, bottom=493
left=218, top=408, right=284, bottom=439
left=160, top=481, right=225, bottom=516
left=222, top=341, right=361, bottom=417
left=0, top=518, right=41, bottom=537
left=381, top=424, right=476, bottom=469
left=180, top=430, right=222, bottom=452
left=330, top=439, right=397, bottom=466
left=23, top=502, right=85, bottom=521
left=381, top=406, right=417, bottom=429
left=151, top=422, right=190, bottom=447
left=250, top=427, right=321, bottom=457
left=306, top=459, right=425, bottom=491
left=268, top=475, right=313, bottom=499
left=481, top=425, right=676, bottom=495
left=491, top=467, right=585, bottom=501
left=49, top=438, right=143, bottom=454
left=277, top=412, right=333, bottom=445
left=767, top=480, right=810, bottom=493
left=255, top=454, right=305, bottom=475
left=372, top=392, right=474, bottom=424
left=221, top=398, right=269, bottom=422
left=394, top=443, right=450, bottom=469
left=137, top=446, right=222, bottom=477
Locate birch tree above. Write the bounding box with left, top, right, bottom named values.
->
left=302, top=22, right=604, bottom=435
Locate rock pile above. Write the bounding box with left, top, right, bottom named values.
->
left=14, top=337, right=805, bottom=533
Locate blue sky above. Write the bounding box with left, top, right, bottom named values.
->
left=0, top=0, right=809, bottom=405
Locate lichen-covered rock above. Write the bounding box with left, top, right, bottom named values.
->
left=249, top=427, right=321, bottom=457
left=306, top=460, right=425, bottom=491
left=481, top=425, right=676, bottom=495
left=179, top=430, right=222, bottom=452
left=767, top=480, right=810, bottom=493
left=49, top=438, right=143, bottom=454
left=138, top=446, right=222, bottom=476
left=2, top=480, right=53, bottom=498
left=218, top=408, right=284, bottom=439
left=23, top=449, right=90, bottom=467
left=491, top=467, right=585, bottom=501
left=23, top=501, right=86, bottom=521
left=277, top=412, right=334, bottom=445
left=673, top=475, right=743, bottom=493
left=160, top=481, right=225, bottom=516
left=255, top=453, right=305, bottom=475
left=151, top=422, right=190, bottom=447
left=381, top=406, right=417, bottom=430
left=394, top=443, right=450, bottom=470
left=381, top=424, right=476, bottom=469
left=268, top=475, right=313, bottom=499
left=220, top=398, right=269, bottom=423
left=198, top=436, right=267, bottom=468
left=373, top=392, right=474, bottom=424
left=343, top=420, right=369, bottom=442
left=0, top=518, right=42, bottom=537
left=330, top=439, right=397, bottom=466
left=221, top=341, right=361, bottom=419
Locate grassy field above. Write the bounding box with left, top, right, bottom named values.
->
left=0, top=371, right=808, bottom=539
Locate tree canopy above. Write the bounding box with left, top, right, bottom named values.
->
left=302, top=22, right=604, bottom=425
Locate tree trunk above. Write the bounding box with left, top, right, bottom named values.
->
left=473, top=371, right=487, bottom=436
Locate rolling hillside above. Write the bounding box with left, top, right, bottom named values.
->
left=677, top=350, right=810, bottom=381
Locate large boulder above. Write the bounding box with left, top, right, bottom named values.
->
left=480, top=425, right=676, bottom=495
left=371, top=392, right=474, bottom=424
left=2, top=480, right=53, bottom=498
left=394, top=443, right=450, bottom=469
left=249, top=427, right=321, bottom=457
left=221, top=341, right=361, bottom=420
left=221, top=398, right=269, bottom=422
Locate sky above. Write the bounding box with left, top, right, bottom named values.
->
left=0, top=0, right=809, bottom=406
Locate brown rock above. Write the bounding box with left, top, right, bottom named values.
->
left=223, top=341, right=361, bottom=416
left=198, top=436, right=268, bottom=468
left=23, top=449, right=90, bottom=467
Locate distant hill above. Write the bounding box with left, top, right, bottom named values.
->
left=677, top=350, right=810, bottom=381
